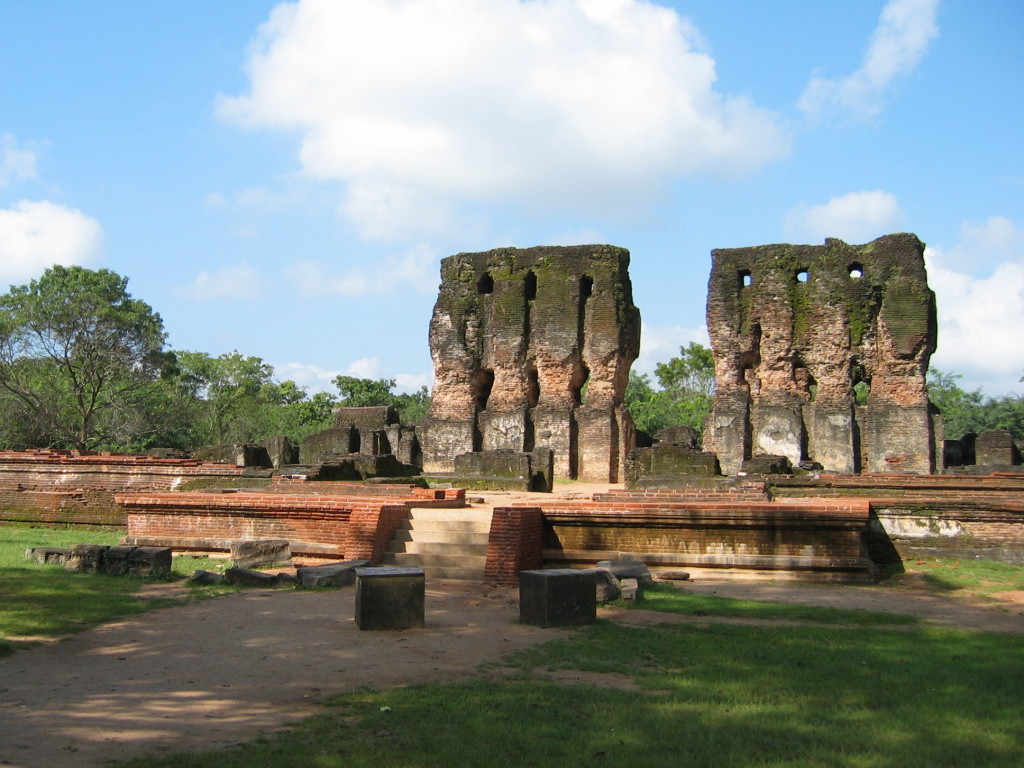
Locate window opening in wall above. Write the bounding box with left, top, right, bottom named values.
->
left=524, top=271, right=537, bottom=301
left=853, top=380, right=870, bottom=406
left=739, top=270, right=752, bottom=288
left=580, top=275, right=594, bottom=300
left=848, top=263, right=863, bottom=279
left=475, top=369, right=494, bottom=411
left=527, top=365, right=540, bottom=408
left=571, top=366, right=590, bottom=406
left=796, top=269, right=809, bottom=283
left=376, top=431, right=391, bottom=455
left=477, top=272, right=494, bottom=294
left=348, top=427, right=361, bottom=454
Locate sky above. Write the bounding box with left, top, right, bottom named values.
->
left=1, top=0, right=1021, bottom=397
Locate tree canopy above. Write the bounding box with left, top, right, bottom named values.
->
left=626, top=342, right=715, bottom=438
left=0, top=266, right=169, bottom=449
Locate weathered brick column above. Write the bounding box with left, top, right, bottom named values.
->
left=484, top=506, right=544, bottom=586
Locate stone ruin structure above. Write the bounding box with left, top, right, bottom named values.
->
left=703, top=233, right=939, bottom=476
left=421, top=245, right=641, bottom=482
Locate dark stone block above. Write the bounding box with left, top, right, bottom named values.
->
left=225, top=566, right=281, bottom=587
left=104, top=545, right=137, bottom=575
left=24, top=547, right=72, bottom=565
left=741, top=454, right=793, bottom=475
left=593, top=568, right=621, bottom=603
left=190, top=569, right=225, bottom=585
left=65, top=544, right=108, bottom=573
left=297, top=559, right=369, bottom=588
left=230, top=539, right=292, bottom=568
left=127, top=546, right=172, bottom=577
left=519, top=569, right=597, bottom=628
left=355, top=567, right=425, bottom=630
left=595, top=559, right=654, bottom=587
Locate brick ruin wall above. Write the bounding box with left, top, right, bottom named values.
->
left=421, top=245, right=641, bottom=482
left=0, top=450, right=252, bottom=527
left=704, top=234, right=939, bottom=476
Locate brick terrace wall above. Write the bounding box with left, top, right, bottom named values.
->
left=119, top=487, right=466, bottom=561
left=528, top=495, right=874, bottom=580
left=0, top=450, right=249, bottom=527
left=770, top=473, right=1024, bottom=564
left=484, top=506, right=544, bottom=586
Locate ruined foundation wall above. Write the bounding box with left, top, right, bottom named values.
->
left=421, top=245, right=641, bottom=482
left=705, top=234, right=938, bottom=475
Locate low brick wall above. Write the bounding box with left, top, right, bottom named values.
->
left=770, top=473, right=1024, bottom=565
left=119, top=487, right=466, bottom=561
left=534, top=498, right=875, bottom=581
left=484, top=506, right=545, bottom=585
left=0, top=450, right=253, bottom=527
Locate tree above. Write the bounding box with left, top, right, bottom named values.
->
left=626, top=342, right=715, bottom=438
left=928, top=368, right=1024, bottom=441
left=333, top=375, right=431, bottom=424
left=0, top=266, right=169, bottom=450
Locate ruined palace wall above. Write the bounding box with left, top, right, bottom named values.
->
left=421, top=245, right=641, bottom=482
left=0, top=450, right=251, bottom=527
left=704, top=234, right=938, bottom=475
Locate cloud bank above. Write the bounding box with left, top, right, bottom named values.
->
left=784, top=190, right=905, bottom=243
left=0, top=200, right=103, bottom=285
left=926, top=217, right=1024, bottom=395
left=799, top=0, right=939, bottom=122
left=220, top=0, right=789, bottom=239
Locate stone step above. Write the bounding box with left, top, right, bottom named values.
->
left=406, top=507, right=494, bottom=523
left=387, top=540, right=489, bottom=557
left=403, top=519, right=492, bottom=535
left=391, top=528, right=490, bottom=546
left=386, top=552, right=487, bottom=568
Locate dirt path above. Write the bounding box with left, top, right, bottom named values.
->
left=0, top=582, right=563, bottom=768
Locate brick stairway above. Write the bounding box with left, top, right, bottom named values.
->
left=383, top=506, right=493, bottom=580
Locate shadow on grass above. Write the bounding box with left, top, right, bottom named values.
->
left=0, top=566, right=179, bottom=653
left=110, top=619, right=1024, bottom=768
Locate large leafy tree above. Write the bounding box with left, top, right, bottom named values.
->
left=928, top=368, right=1024, bottom=441
left=0, top=266, right=169, bottom=450
left=333, top=375, right=431, bottom=424
left=626, top=342, right=716, bottom=438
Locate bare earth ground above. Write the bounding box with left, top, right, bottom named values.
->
left=2, top=485, right=1023, bottom=768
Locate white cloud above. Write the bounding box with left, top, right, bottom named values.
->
left=171, top=263, right=267, bottom=300
left=634, top=322, right=710, bottom=378
left=219, top=0, right=789, bottom=239
left=273, top=361, right=343, bottom=393
left=926, top=217, right=1024, bottom=395
left=0, top=200, right=103, bottom=285
left=799, top=0, right=939, bottom=122
left=784, top=190, right=904, bottom=243
left=0, top=134, right=38, bottom=188
left=275, top=359, right=432, bottom=394
left=290, top=243, right=439, bottom=297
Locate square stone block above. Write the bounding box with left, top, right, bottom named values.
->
left=355, top=567, right=425, bottom=630
left=519, top=569, right=597, bottom=628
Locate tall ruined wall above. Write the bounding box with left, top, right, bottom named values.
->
left=704, top=233, right=939, bottom=475
left=421, top=245, right=641, bottom=482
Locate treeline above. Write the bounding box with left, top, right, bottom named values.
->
left=0, top=266, right=426, bottom=452
left=1, top=266, right=1019, bottom=453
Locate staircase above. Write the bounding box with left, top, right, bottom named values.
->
left=383, top=506, right=493, bottom=580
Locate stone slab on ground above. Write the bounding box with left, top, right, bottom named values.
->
left=296, top=559, right=369, bottom=588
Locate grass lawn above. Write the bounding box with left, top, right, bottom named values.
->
left=107, top=562, right=1024, bottom=768
left=0, top=524, right=226, bottom=655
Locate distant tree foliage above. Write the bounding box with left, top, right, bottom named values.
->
left=333, top=375, right=430, bottom=424
left=928, top=368, right=1024, bottom=441
left=626, top=342, right=715, bottom=438
left=0, top=266, right=170, bottom=450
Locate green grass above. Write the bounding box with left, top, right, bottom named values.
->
left=0, top=524, right=222, bottom=655
left=903, top=557, right=1024, bottom=596
left=635, top=582, right=918, bottom=625
left=110, top=618, right=1024, bottom=768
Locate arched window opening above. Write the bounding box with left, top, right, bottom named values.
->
left=477, top=272, right=494, bottom=294
left=474, top=369, right=494, bottom=411
left=739, top=269, right=753, bottom=288
left=571, top=366, right=590, bottom=406
left=580, top=275, right=594, bottom=300
left=796, top=269, right=809, bottom=283
left=524, top=271, right=537, bottom=301
left=848, top=262, right=864, bottom=279
left=527, top=365, right=540, bottom=408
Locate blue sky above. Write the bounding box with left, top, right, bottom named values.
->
left=1, top=0, right=1021, bottom=397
